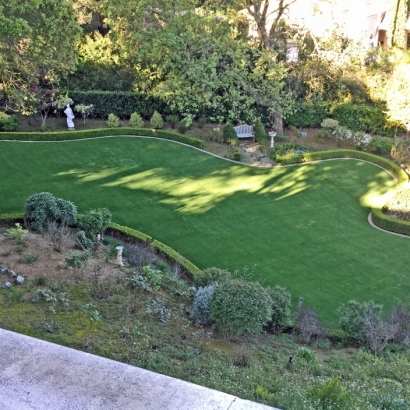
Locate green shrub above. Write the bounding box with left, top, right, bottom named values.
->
left=369, top=136, right=393, bottom=155
left=223, top=122, right=238, bottom=146
left=78, top=208, right=112, bottom=237
left=372, top=393, right=407, bottom=410
left=285, top=101, right=330, bottom=127
left=150, top=110, right=164, bottom=129
left=65, top=250, right=91, bottom=269
left=106, top=113, right=120, bottom=128
left=0, top=128, right=204, bottom=149
left=166, top=115, right=179, bottom=128
left=274, top=142, right=307, bottom=157
left=372, top=207, right=410, bottom=236
left=254, top=118, right=266, bottom=144
left=295, top=347, right=317, bottom=362
left=331, top=103, right=400, bottom=136
left=0, top=113, right=19, bottom=132
left=76, top=230, right=94, bottom=250
left=267, top=285, right=293, bottom=331
left=19, top=253, right=39, bottom=263
left=194, top=267, right=231, bottom=287
left=320, top=118, right=340, bottom=130
left=233, top=149, right=242, bottom=161
left=24, top=192, right=77, bottom=231
left=197, top=116, right=208, bottom=128
left=191, top=284, right=215, bottom=325
left=308, top=376, right=348, bottom=409
left=337, top=300, right=365, bottom=343
left=177, top=121, right=189, bottom=134
left=146, top=297, right=170, bottom=322
left=318, top=129, right=330, bottom=139
left=129, top=112, right=144, bottom=128
left=383, top=188, right=410, bottom=221
left=4, top=223, right=28, bottom=244
left=210, top=278, right=272, bottom=337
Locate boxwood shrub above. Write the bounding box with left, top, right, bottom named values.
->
left=0, top=128, right=204, bottom=149
left=371, top=208, right=410, bottom=236
left=284, top=101, right=330, bottom=128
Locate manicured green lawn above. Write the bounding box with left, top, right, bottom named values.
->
left=0, top=137, right=407, bottom=323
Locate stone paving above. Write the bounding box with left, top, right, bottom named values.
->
left=239, top=142, right=275, bottom=167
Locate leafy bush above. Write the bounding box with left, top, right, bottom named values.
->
left=254, top=118, right=266, bottom=144
left=285, top=101, right=330, bottom=127
left=223, top=122, right=238, bottom=146
left=191, top=284, right=215, bottom=325
left=146, top=297, right=170, bottom=322
left=318, top=129, right=330, bottom=139
left=65, top=250, right=91, bottom=269
left=4, top=223, right=28, bottom=244
left=106, top=113, right=120, bottom=128
left=267, top=285, right=292, bottom=331
left=308, top=376, right=348, bottom=409
left=76, top=230, right=94, bottom=250
left=295, top=347, right=316, bottom=362
left=150, top=110, right=164, bottom=129
left=166, top=115, right=179, bottom=128
left=78, top=208, right=112, bottom=237
left=332, top=103, right=399, bottom=136
left=337, top=300, right=365, bottom=343
left=233, top=149, right=242, bottom=161
left=129, top=112, right=144, bottom=128
left=273, top=142, right=307, bottom=157
left=210, top=278, right=272, bottom=337
left=372, top=207, right=410, bottom=236
left=194, top=267, right=231, bottom=287
left=74, top=104, right=94, bottom=124
left=369, top=136, right=393, bottom=155
left=0, top=113, right=19, bottom=132
left=19, top=253, right=39, bottom=263
left=177, top=120, right=189, bottom=134
left=197, top=116, right=208, bottom=128
left=320, top=118, right=340, bottom=130
left=383, top=189, right=410, bottom=221
left=372, top=393, right=407, bottom=410
left=24, top=192, right=77, bottom=231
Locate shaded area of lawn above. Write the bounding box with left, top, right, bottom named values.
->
left=0, top=137, right=406, bottom=323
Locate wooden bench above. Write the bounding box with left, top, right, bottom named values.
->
left=234, top=125, right=254, bottom=139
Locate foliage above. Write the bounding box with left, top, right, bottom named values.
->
left=150, top=111, right=164, bottom=129
left=78, top=208, right=112, bottom=237
left=308, top=377, right=348, bottom=409
left=4, top=223, right=28, bottom=244
left=331, top=103, right=397, bottom=136
left=166, top=115, right=179, bottom=128
left=285, top=102, right=330, bottom=128
left=317, top=129, right=330, bottom=139
left=129, top=112, right=144, bottom=128
left=222, top=122, right=238, bottom=146
left=106, top=113, right=120, bottom=128
left=273, top=142, right=309, bottom=158
left=338, top=300, right=366, bottom=343
left=0, top=0, right=81, bottom=113
left=372, top=207, right=410, bottom=236
left=210, top=278, right=272, bottom=337
left=254, top=118, right=266, bottom=144
left=295, top=347, right=316, bottom=362
left=65, top=250, right=91, bottom=269
left=369, top=136, right=394, bottom=155
left=267, top=285, right=293, bottom=331
left=146, top=297, right=170, bottom=323
left=233, top=149, right=242, bottom=161
left=372, top=393, right=407, bottom=410
left=194, top=267, right=231, bottom=288
left=0, top=113, right=19, bottom=131
left=297, top=298, right=324, bottom=343
left=24, top=192, right=77, bottom=231
left=321, top=118, right=340, bottom=130
left=383, top=188, right=410, bottom=221
left=391, top=137, right=410, bottom=164
left=19, top=253, right=39, bottom=263
left=76, top=230, right=94, bottom=250
left=191, top=284, right=215, bottom=325
left=74, top=104, right=94, bottom=124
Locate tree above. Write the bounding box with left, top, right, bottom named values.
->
left=0, top=0, right=81, bottom=113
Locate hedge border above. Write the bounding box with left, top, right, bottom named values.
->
left=0, top=214, right=200, bottom=277
left=276, top=149, right=410, bottom=236
left=0, top=128, right=204, bottom=149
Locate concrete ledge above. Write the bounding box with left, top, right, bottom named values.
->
left=0, top=328, right=277, bottom=410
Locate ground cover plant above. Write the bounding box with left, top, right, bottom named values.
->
left=0, top=137, right=408, bottom=323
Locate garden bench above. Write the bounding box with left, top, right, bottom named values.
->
left=234, top=125, right=254, bottom=139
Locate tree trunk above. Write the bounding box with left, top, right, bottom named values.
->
left=274, top=111, right=284, bottom=136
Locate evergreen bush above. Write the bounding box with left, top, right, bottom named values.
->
left=222, top=122, right=238, bottom=146
left=267, top=285, right=293, bottom=331
left=78, top=208, right=112, bottom=237
left=129, top=112, right=144, bottom=128
left=0, top=113, right=19, bottom=132
left=166, top=115, right=179, bottom=128
left=254, top=118, right=267, bottom=144
left=194, top=267, right=231, bottom=287
left=210, top=278, right=272, bottom=337
left=150, top=111, right=164, bottom=129
left=191, top=284, right=215, bottom=325
left=106, top=113, right=120, bottom=128
left=24, top=192, right=77, bottom=231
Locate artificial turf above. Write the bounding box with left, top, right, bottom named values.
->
left=0, top=137, right=407, bottom=323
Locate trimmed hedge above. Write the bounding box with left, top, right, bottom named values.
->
left=371, top=208, right=410, bottom=236
left=107, top=222, right=200, bottom=276
left=331, top=103, right=403, bottom=137
left=68, top=91, right=171, bottom=119
left=0, top=128, right=204, bottom=149
left=276, top=150, right=408, bottom=184
left=284, top=101, right=330, bottom=128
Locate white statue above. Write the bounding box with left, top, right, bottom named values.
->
left=64, top=104, right=75, bottom=129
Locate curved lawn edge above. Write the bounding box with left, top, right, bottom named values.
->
left=3, top=132, right=409, bottom=236
left=0, top=214, right=201, bottom=278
